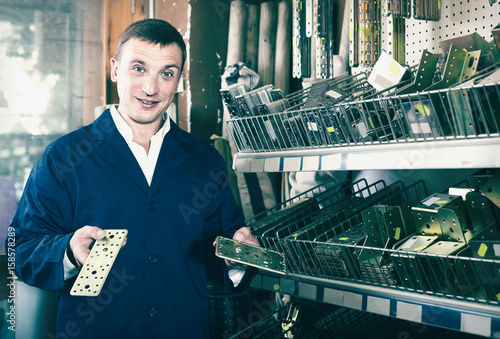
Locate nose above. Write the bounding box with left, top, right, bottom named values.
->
left=141, top=75, right=159, bottom=96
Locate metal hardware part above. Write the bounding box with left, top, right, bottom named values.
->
left=215, top=236, right=287, bottom=274
left=469, top=225, right=500, bottom=259
left=282, top=303, right=300, bottom=338
left=397, top=50, right=438, bottom=95
left=459, top=51, right=481, bottom=82
left=397, top=235, right=440, bottom=252
left=412, top=193, right=468, bottom=241
left=426, top=44, right=467, bottom=91
left=422, top=241, right=466, bottom=255
left=480, top=169, right=500, bottom=208
left=70, top=229, right=128, bottom=297
left=465, top=191, right=497, bottom=240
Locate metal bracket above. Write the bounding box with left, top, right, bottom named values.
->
left=70, top=229, right=128, bottom=297
left=480, top=169, right=500, bottom=208
left=412, top=193, right=469, bottom=242
left=426, top=44, right=467, bottom=91
left=396, top=50, right=439, bottom=95
left=215, top=236, right=287, bottom=274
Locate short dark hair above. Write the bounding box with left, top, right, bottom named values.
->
left=115, top=19, right=186, bottom=72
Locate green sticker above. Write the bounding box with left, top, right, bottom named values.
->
left=395, top=227, right=401, bottom=241
left=415, top=104, right=430, bottom=116
left=477, top=243, right=488, bottom=258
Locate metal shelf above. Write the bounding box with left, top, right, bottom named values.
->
left=225, top=3, right=500, bottom=336
left=243, top=175, right=500, bottom=338
left=233, top=137, right=500, bottom=172
left=228, top=77, right=500, bottom=173
left=251, top=271, right=500, bottom=338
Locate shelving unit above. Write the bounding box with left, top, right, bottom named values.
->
left=223, top=0, right=500, bottom=337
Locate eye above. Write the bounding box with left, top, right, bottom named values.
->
left=133, top=65, right=145, bottom=73
left=162, top=70, right=174, bottom=78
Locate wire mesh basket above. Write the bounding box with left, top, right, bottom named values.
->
left=227, top=67, right=500, bottom=153
left=248, top=174, right=500, bottom=305
left=252, top=180, right=426, bottom=278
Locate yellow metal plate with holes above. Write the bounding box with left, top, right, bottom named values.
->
left=215, top=236, right=287, bottom=275
left=70, top=229, right=128, bottom=296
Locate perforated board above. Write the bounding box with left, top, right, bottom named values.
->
left=405, top=0, right=500, bottom=65
left=215, top=236, right=287, bottom=274
left=70, top=229, right=128, bottom=296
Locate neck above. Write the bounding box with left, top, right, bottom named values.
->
left=121, top=114, right=162, bottom=155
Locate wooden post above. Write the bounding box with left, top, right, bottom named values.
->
left=226, top=0, right=248, bottom=66
left=258, top=1, right=277, bottom=86
left=274, top=0, right=291, bottom=94
left=245, top=4, right=260, bottom=72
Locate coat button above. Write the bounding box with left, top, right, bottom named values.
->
left=149, top=307, right=157, bottom=317
left=147, top=202, right=156, bottom=211
left=149, top=255, right=158, bottom=264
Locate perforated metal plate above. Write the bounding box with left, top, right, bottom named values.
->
left=215, top=236, right=287, bottom=274
left=70, top=229, right=128, bottom=296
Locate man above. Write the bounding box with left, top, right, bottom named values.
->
left=9, top=19, right=258, bottom=338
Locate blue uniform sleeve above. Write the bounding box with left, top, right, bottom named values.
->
left=9, top=146, right=75, bottom=292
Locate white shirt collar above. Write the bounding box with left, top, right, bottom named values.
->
left=110, top=105, right=171, bottom=144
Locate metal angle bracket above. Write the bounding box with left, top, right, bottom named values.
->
left=480, top=169, right=500, bottom=208
left=459, top=50, right=481, bottom=82
left=426, top=44, right=467, bottom=91
left=412, top=193, right=469, bottom=241
left=396, top=50, right=439, bottom=95
left=70, top=229, right=128, bottom=297
left=465, top=191, right=498, bottom=240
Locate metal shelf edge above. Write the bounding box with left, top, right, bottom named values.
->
left=251, top=271, right=500, bottom=338
left=233, top=137, right=500, bottom=172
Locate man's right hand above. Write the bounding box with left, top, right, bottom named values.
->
left=68, top=226, right=106, bottom=267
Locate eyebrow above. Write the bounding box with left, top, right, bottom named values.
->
left=130, top=59, right=181, bottom=71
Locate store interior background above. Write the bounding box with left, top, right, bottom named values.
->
left=0, top=0, right=498, bottom=338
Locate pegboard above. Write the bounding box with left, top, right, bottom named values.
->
left=405, top=0, right=500, bottom=65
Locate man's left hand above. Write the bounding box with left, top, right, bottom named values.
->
left=223, top=226, right=260, bottom=269
left=232, top=226, right=259, bottom=247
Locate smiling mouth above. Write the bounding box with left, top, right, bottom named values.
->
left=138, top=98, right=158, bottom=105
left=137, top=98, right=159, bottom=108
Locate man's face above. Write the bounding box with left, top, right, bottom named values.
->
left=110, top=38, right=183, bottom=128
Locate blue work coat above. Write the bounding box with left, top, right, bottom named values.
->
left=10, top=109, right=255, bottom=338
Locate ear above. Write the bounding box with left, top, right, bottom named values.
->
left=110, top=57, right=119, bottom=83
left=177, top=72, right=185, bottom=93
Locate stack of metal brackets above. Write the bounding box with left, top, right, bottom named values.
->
left=315, top=223, right=367, bottom=279
left=392, top=193, right=469, bottom=292
left=357, top=203, right=414, bottom=285
left=392, top=172, right=500, bottom=297
left=292, top=0, right=335, bottom=79
left=468, top=170, right=500, bottom=301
